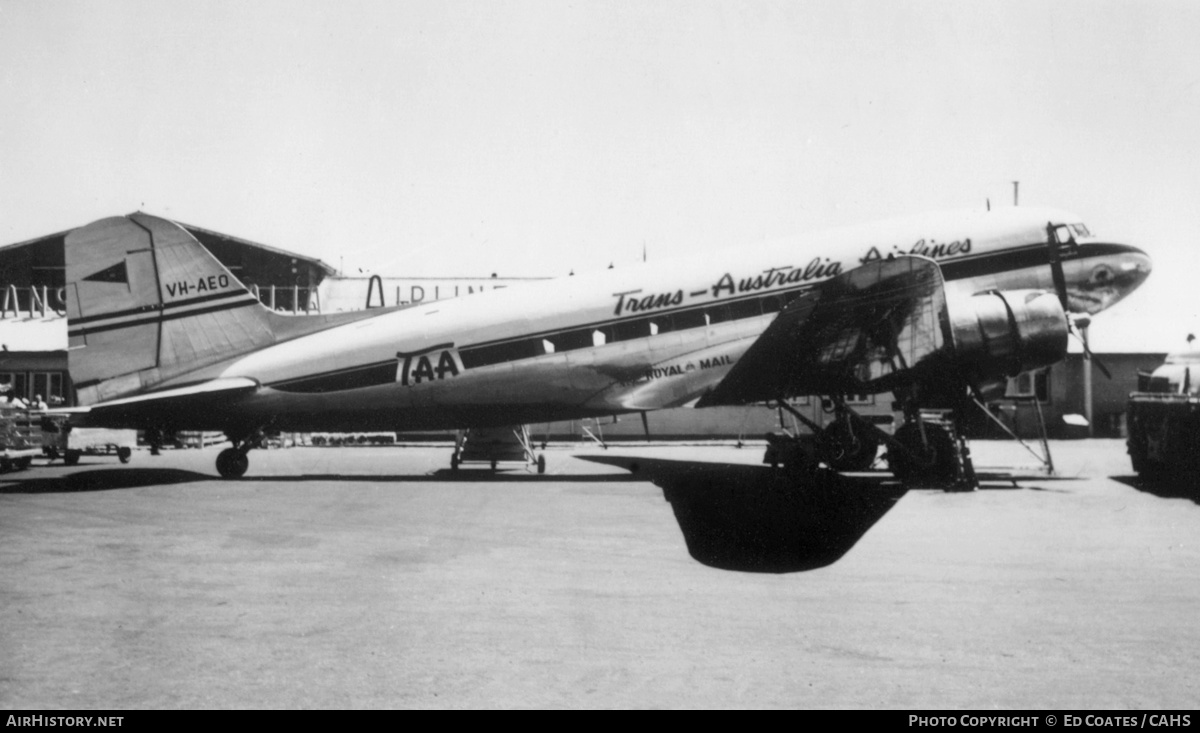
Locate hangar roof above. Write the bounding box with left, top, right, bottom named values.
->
left=175, top=220, right=337, bottom=279
left=0, top=215, right=336, bottom=289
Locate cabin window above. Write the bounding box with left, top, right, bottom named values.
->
left=671, top=309, right=708, bottom=331
left=706, top=305, right=731, bottom=325
left=647, top=316, right=672, bottom=335
left=460, top=340, right=542, bottom=368
left=728, top=298, right=762, bottom=321
left=550, top=329, right=594, bottom=353
left=592, top=330, right=607, bottom=347
left=612, top=318, right=651, bottom=342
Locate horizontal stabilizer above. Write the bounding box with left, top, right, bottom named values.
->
left=80, top=377, right=259, bottom=430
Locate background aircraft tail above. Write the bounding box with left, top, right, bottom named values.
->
left=66, top=212, right=279, bottom=404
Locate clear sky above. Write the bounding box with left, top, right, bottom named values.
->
left=2, top=1, right=1198, bottom=346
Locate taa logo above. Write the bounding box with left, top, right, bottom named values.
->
left=397, top=344, right=463, bottom=386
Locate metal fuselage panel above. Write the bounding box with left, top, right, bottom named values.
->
left=155, top=207, right=1150, bottom=433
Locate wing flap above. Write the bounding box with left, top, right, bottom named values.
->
left=696, top=256, right=947, bottom=407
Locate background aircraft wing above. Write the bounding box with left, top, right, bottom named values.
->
left=696, top=256, right=947, bottom=407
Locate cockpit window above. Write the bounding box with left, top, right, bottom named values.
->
left=1069, top=223, right=1091, bottom=239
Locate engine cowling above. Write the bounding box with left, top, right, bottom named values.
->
left=945, top=289, right=1069, bottom=382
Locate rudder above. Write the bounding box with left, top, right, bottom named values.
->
left=67, top=212, right=275, bottom=404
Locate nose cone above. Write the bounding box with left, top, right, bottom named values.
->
left=1066, top=244, right=1152, bottom=315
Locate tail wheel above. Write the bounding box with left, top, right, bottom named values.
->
left=888, top=422, right=958, bottom=486
left=819, top=420, right=880, bottom=472
left=117, top=447, right=132, bottom=464
left=216, top=448, right=249, bottom=479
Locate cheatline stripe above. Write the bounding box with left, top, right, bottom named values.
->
left=68, top=295, right=261, bottom=337
left=452, top=240, right=1137, bottom=353
left=70, top=289, right=255, bottom=326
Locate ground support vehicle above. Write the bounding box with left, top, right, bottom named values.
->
left=1127, top=392, right=1200, bottom=478
left=41, top=415, right=135, bottom=465
left=451, top=425, right=546, bottom=473
left=1127, top=349, right=1200, bottom=479
left=0, top=405, right=42, bottom=472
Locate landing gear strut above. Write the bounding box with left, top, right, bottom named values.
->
left=885, top=387, right=979, bottom=491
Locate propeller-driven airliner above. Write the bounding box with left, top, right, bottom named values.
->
left=62, top=207, right=1150, bottom=487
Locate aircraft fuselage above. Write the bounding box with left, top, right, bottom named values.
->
left=141, top=207, right=1151, bottom=434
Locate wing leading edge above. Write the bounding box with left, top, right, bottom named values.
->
left=697, top=256, right=947, bottom=407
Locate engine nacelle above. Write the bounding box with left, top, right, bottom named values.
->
left=946, top=289, right=1069, bottom=382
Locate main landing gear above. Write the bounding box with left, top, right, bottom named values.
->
left=768, top=397, right=883, bottom=477
left=768, top=395, right=979, bottom=491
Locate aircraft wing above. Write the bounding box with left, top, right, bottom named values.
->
left=696, top=256, right=947, bottom=407
left=74, top=377, right=260, bottom=428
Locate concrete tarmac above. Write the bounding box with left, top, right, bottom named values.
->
left=1, top=439, right=1197, bottom=709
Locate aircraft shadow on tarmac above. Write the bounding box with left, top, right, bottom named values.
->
left=1111, top=473, right=1200, bottom=504
left=0, top=467, right=212, bottom=494
left=580, top=455, right=908, bottom=573
left=0, top=462, right=639, bottom=493
left=242, top=470, right=639, bottom=483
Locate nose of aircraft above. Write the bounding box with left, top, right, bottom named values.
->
left=1066, top=244, right=1152, bottom=315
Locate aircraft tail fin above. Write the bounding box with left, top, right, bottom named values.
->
left=66, top=212, right=277, bottom=404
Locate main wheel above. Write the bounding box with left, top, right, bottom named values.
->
left=450, top=452, right=459, bottom=471
left=819, top=420, right=880, bottom=472
left=536, top=454, right=546, bottom=474
left=888, top=422, right=958, bottom=486
left=216, top=448, right=249, bottom=479
left=64, top=449, right=81, bottom=466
